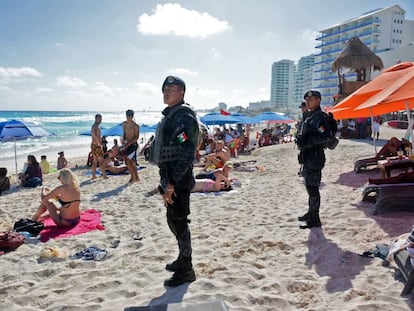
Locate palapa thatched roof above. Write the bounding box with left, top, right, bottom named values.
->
left=331, top=37, right=384, bottom=72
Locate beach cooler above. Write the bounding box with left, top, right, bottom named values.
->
left=124, top=300, right=229, bottom=311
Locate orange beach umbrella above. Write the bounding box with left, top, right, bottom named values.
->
left=331, top=62, right=414, bottom=120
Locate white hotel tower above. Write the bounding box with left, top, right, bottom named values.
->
left=314, top=5, right=408, bottom=106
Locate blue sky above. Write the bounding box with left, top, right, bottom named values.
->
left=1, top=0, right=413, bottom=111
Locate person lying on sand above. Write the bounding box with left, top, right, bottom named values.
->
left=103, top=150, right=128, bottom=175
left=191, top=175, right=232, bottom=193
left=32, top=168, right=81, bottom=227
left=145, top=174, right=233, bottom=197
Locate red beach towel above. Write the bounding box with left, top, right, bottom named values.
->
left=40, top=209, right=105, bottom=242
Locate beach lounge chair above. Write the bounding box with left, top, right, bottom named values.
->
left=394, top=249, right=414, bottom=296
left=362, top=183, right=414, bottom=214
left=354, top=157, right=379, bottom=173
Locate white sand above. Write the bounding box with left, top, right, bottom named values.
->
left=1, top=125, right=414, bottom=310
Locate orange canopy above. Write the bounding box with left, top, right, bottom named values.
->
left=332, top=62, right=414, bottom=120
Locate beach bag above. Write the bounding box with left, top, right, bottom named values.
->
left=0, top=231, right=25, bottom=251
left=325, top=112, right=339, bottom=150
left=13, top=218, right=44, bottom=236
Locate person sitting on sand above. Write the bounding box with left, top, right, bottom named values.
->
left=196, top=160, right=233, bottom=180
left=202, top=140, right=231, bottom=170
left=0, top=167, right=10, bottom=194
left=32, top=168, right=81, bottom=227
left=20, top=155, right=43, bottom=188
left=57, top=151, right=68, bottom=170
left=40, top=155, right=50, bottom=174
left=374, top=137, right=412, bottom=160
left=103, top=150, right=128, bottom=175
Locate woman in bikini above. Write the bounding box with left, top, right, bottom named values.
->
left=191, top=174, right=232, bottom=193
left=32, top=168, right=81, bottom=227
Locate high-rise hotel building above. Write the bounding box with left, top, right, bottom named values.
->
left=270, top=59, right=295, bottom=110
left=314, top=5, right=408, bottom=105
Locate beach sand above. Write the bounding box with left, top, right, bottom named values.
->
left=1, top=125, right=414, bottom=310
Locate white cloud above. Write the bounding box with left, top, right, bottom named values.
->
left=134, top=82, right=159, bottom=96
left=92, top=82, right=116, bottom=97
left=55, top=42, right=66, bottom=47
left=0, top=66, right=42, bottom=84
left=56, top=76, right=87, bottom=87
left=36, top=87, right=52, bottom=93
left=167, top=67, right=199, bottom=76
left=137, top=3, right=231, bottom=39
left=210, top=48, right=221, bottom=58
left=302, top=29, right=319, bottom=42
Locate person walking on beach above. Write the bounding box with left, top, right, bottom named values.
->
left=91, top=114, right=108, bottom=180
left=150, top=76, right=199, bottom=287
left=122, top=109, right=140, bottom=183
left=296, top=90, right=331, bottom=229
left=297, top=101, right=309, bottom=177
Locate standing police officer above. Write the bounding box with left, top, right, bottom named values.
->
left=296, top=90, right=331, bottom=229
left=150, top=76, right=199, bottom=286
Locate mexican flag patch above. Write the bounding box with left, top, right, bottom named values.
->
left=177, top=131, right=188, bottom=143
left=317, top=126, right=325, bottom=133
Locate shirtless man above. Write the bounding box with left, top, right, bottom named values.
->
left=122, top=109, right=140, bottom=183
left=203, top=140, right=231, bottom=170
left=91, top=114, right=108, bottom=179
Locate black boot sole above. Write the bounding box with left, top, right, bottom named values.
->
left=299, top=223, right=321, bottom=229
left=164, top=270, right=196, bottom=287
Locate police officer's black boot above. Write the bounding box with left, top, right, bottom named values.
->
left=299, top=209, right=321, bottom=229
left=298, top=211, right=309, bottom=222
left=165, top=255, right=183, bottom=272
left=164, top=256, right=196, bottom=287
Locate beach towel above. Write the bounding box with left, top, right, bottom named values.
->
left=83, top=166, right=146, bottom=176
left=40, top=209, right=105, bottom=242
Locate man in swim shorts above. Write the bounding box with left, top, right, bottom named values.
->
left=91, top=114, right=108, bottom=180
left=122, top=109, right=140, bottom=183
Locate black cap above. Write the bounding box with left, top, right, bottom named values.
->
left=304, top=90, right=321, bottom=99
left=299, top=102, right=306, bottom=108
left=162, top=76, right=186, bottom=92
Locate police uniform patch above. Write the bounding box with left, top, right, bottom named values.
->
left=318, top=126, right=325, bottom=133
left=177, top=131, right=188, bottom=143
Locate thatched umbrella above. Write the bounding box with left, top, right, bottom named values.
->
left=332, top=37, right=384, bottom=75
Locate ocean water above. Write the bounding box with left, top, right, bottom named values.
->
left=0, top=110, right=162, bottom=173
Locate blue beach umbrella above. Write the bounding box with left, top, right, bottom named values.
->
left=231, top=113, right=255, bottom=125
left=0, top=119, right=52, bottom=174
left=102, top=123, right=158, bottom=137
left=200, top=113, right=240, bottom=126
left=251, top=111, right=295, bottom=124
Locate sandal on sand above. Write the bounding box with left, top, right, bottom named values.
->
left=71, top=246, right=107, bottom=261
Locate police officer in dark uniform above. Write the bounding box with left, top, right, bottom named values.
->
left=151, top=76, right=199, bottom=286
left=296, top=90, right=331, bottom=229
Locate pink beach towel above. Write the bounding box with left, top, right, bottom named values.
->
left=40, top=209, right=105, bottom=242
